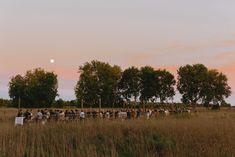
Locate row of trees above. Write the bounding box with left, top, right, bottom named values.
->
left=8, top=60, right=232, bottom=108
left=75, top=61, right=231, bottom=107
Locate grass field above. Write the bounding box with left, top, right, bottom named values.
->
left=0, top=108, right=234, bottom=157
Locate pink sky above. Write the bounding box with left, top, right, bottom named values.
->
left=0, top=0, right=235, bottom=104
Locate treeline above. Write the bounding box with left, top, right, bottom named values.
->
left=7, top=60, right=232, bottom=108
left=0, top=99, right=12, bottom=107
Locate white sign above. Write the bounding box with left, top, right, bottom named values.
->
left=15, top=117, right=24, bottom=126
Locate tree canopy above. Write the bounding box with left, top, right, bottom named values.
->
left=177, top=64, right=208, bottom=104
left=9, top=68, right=58, bottom=108
left=201, top=69, right=231, bottom=106
left=139, top=66, right=157, bottom=102
left=118, top=66, right=141, bottom=103
left=155, top=70, right=176, bottom=103
left=75, top=60, right=122, bottom=107
left=177, top=64, right=231, bottom=106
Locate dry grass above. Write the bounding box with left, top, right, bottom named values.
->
left=0, top=108, right=234, bottom=157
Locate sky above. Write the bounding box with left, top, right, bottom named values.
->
left=0, top=0, right=235, bottom=104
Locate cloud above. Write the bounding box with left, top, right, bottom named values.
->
left=221, top=39, right=235, bottom=47
left=215, top=62, right=235, bottom=74
left=154, top=65, right=179, bottom=74
left=213, top=51, right=235, bottom=60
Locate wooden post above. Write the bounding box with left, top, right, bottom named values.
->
left=99, top=97, right=101, bottom=112
left=18, top=97, right=21, bottom=111
left=134, top=97, right=137, bottom=109
left=143, top=101, right=146, bottom=112
left=81, top=99, right=84, bottom=109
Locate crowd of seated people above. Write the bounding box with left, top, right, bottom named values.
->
left=16, top=108, right=191, bottom=124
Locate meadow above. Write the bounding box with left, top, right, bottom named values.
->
left=0, top=108, right=234, bottom=157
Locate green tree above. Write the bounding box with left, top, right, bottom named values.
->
left=9, top=75, right=27, bottom=107
left=9, top=68, right=58, bottom=108
left=118, top=66, right=141, bottom=103
left=155, top=70, right=176, bottom=103
left=139, top=66, right=158, bottom=103
left=201, top=69, right=231, bottom=106
left=177, top=64, right=208, bottom=105
left=75, top=60, right=122, bottom=107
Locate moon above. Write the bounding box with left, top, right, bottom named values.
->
left=50, top=59, right=54, bottom=63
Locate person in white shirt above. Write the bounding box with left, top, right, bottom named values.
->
left=106, top=111, right=110, bottom=119
left=80, top=110, right=85, bottom=120
left=36, top=110, right=43, bottom=120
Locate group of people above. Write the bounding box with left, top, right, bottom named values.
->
left=16, top=108, right=191, bottom=124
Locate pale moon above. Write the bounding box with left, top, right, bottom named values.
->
left=50, top=59, right=54, bottom=63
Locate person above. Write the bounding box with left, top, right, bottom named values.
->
left=146, top=110, right=151, bottom=120
left=99, top=111, right=103, bottom=118
left=106, top=111, right=110, bottom=119
left=71, top=110, right=76, bottom=119
left=127, top=110, right=131, bottom=119
left=65, top=110, right=69, bottom=120
left=75, top=110, right=79, bottom=119
left=30, top=109, right=33, bottom=119
left=59, top=110, right=65, bottom=121
left=24, top=110, right=31, bottom=122
left=17, top=109, right=23, bottom=117
left=45, top=109, right=50, bottom=119
left=137, top=109, right=141, bottom=119
left=80, top=110, right=85, bottom=120
left=36, top=110, right=43, bottom=120
left=115, top=110, right=119, bottom=119
left=92, top=110, right=97, bottom=119
left=131, top=109, right=136, bottom=119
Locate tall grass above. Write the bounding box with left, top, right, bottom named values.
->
left=0, top=109, right=234, bottom=157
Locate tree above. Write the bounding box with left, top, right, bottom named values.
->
left=177, top=64, right=208, bottom=105
left=118, top=66, right=141, bottom=103
left=201, top=69, right=231, bottom=106
left=9, top=68, right=58, bottom=108
left=155, top=70, right=176, bottom=103
left=9, top=75, right=27, bottom=107
left=53, top=98, right=65, bottom=108
left=75, top=60, right=122, bottom=107
left=139, top=66, right=158, bottom=103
